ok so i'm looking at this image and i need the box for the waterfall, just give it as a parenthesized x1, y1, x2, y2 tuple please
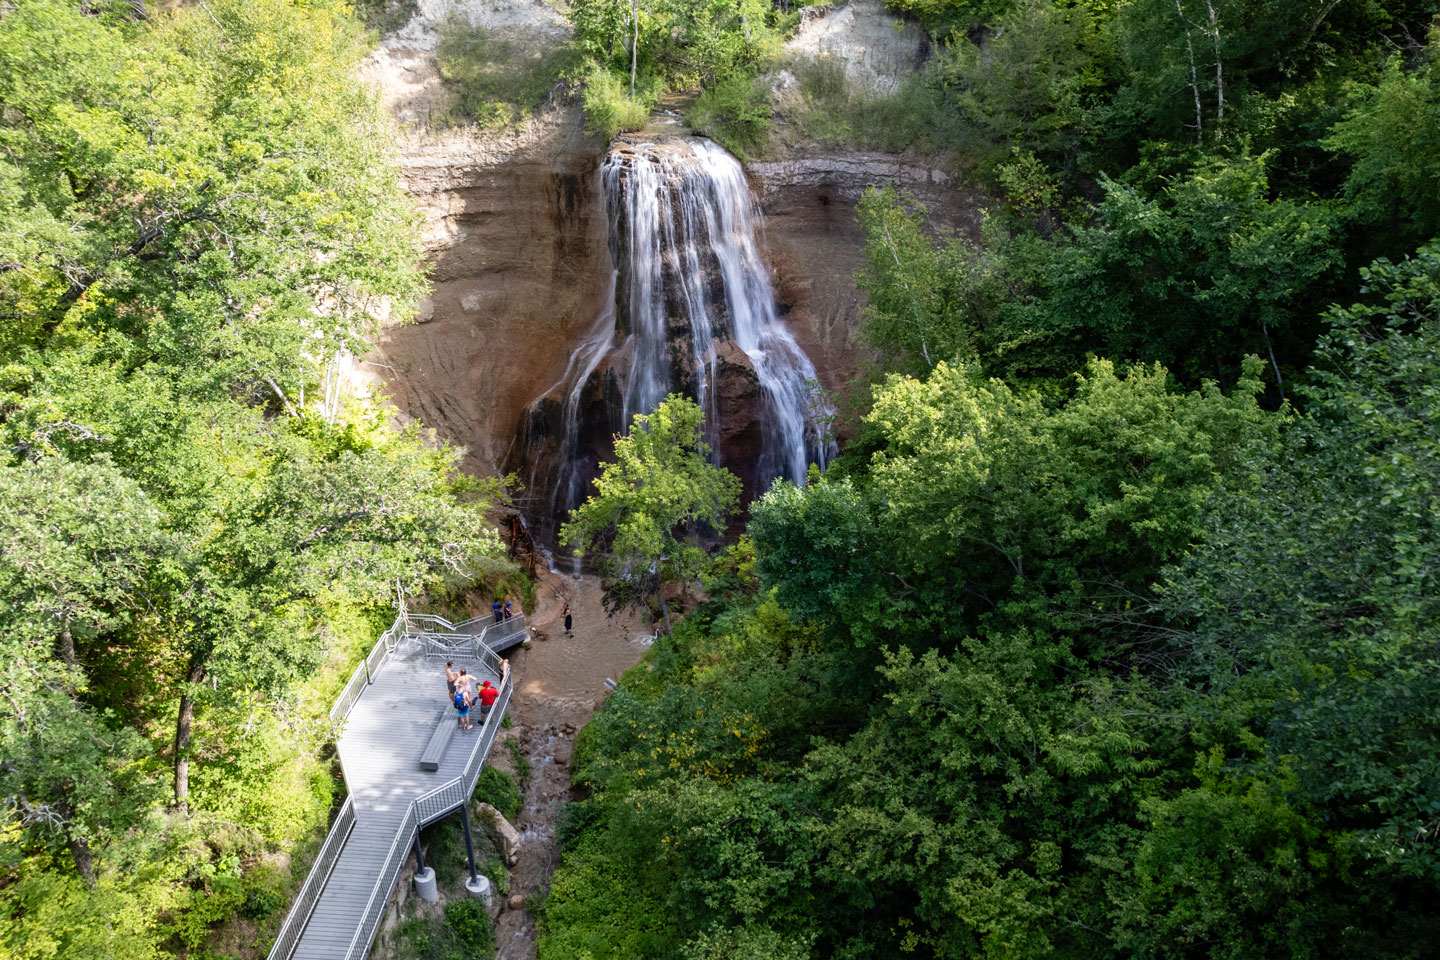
(519, 137, 835, 546)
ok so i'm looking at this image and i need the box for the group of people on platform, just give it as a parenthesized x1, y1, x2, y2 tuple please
(447, 600, 574, 731)
(446, 658, 508, 732)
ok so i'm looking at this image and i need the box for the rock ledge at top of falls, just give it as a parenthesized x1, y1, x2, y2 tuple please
(747, 153, 955, 203)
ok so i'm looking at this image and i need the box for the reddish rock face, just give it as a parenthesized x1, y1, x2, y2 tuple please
(369, 110, 983, 545)
(711, 341, 767, 501)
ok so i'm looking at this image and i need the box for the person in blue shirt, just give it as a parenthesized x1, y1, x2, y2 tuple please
(492, 599, 503, 623)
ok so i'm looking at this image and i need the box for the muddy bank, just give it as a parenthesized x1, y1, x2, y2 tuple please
(485, 568, 652, 959)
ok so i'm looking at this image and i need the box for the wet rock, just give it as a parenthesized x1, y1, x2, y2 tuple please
(508, 894, 526, 912)
(552, 743, 572, 767)
(712, 342, 766, 501)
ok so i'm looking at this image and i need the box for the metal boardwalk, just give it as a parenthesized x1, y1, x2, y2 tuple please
(269, 613, 528, 960)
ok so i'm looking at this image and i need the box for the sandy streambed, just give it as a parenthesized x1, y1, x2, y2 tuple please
(486, 568, 652, 959)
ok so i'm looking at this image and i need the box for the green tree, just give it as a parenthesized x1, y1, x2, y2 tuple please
(1027, 156, 1340, 385)
(1160, 242, 1440, 883)
(933, 0, 1098, 166)
(1327, 46, 1440, 250)
(562, 395, 741, 633)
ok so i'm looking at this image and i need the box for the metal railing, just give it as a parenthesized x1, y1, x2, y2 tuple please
(419, 614, 526, 668)
(272, 607, 516, 960)
(329, 620, 402, 729)
(266, 796, 355, 960)
(341, 678, 514, 960)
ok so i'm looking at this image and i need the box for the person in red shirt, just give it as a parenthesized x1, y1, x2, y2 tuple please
(477, 679, 499, 724)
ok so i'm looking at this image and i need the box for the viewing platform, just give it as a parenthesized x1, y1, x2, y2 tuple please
(267, 612, 528, 960)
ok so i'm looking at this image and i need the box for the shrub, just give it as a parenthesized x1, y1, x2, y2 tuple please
(353, 0, 417, 34)
(505, 736, 532, 787)
(473, 766, 523, 821)
(687, 74, 773, 159)
(580, 62, 656, 138)
(445, 897, 495, 952)
(240, 864, 287, 921)
(555, 799, 604, 851)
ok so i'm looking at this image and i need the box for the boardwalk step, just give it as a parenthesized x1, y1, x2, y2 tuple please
(419, 709, 457, 771)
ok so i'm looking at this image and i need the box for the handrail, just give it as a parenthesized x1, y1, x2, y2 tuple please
(340, 674, 513, 960)
(265, 796, 355, 960)
(272, 608, 514, 960)
(342, 803, 418, 960)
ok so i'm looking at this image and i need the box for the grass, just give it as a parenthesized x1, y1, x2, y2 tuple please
(687, 73, 774, 160)
(786, 54, 961, 152)
(580, 62, 659, 138)
(506, 736, 532, 787)
(435, 18, 581, 130)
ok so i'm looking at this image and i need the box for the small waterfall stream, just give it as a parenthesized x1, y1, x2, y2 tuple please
(520, 137, 834, 546)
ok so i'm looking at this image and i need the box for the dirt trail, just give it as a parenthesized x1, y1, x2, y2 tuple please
(487, 567, 652, 959)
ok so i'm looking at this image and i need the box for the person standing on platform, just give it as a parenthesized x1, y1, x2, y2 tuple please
(445, 661, 458, 700)
(477, 679, 499, 725)
(503, 601, 515, 620)
(492, 599, 503, 623)
(453, 674, 472, 732)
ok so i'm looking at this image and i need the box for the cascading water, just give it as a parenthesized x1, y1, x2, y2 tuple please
(518, 137, 835, 547)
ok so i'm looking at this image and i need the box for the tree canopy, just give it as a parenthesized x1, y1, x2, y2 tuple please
(0, 2, 504, 955)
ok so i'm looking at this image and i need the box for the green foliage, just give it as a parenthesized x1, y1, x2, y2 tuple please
(579, 62, 657, 138)
(569, 0, 785, 90)
(562, 395, 741, 630)
(1160, 242, 1440, 883)
(506, 736, 533, 786)
(785, 56, 960, 153)
(444, 897, 495, 953)
(1027, 155, 1342, 382)
(435, 20, 579, 129)
(0, 1, 504, 953)
(686, 74, 773, 160)
(882, 0, 1018, 33)
(1326, 48, 1440, 248)
(932, 0, 1099, 167)
(353, 0, 419, 34)
(393, 906, 491, 960)
(854, 186, 990, 372)
(473, 767, 523, 822)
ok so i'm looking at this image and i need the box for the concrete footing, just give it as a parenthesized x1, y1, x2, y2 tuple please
(414, 866, 438, 902)
(465, 874, 492, 902)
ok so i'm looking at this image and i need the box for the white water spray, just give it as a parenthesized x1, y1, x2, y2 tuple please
(522, 137, 835, 542)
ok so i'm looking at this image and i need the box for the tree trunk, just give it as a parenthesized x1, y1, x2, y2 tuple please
(630, 0, 639, 99)
(172, 652, 207, 813)
(655, 581, 674, 636)
(57, 622, 76, 668)
(1175, 0, 1202, 139)
(68, 834, 96, 888)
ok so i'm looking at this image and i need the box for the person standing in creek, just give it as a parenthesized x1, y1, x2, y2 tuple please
(563, 603, 573, 638)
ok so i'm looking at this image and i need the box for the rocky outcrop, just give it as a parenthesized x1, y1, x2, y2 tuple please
(787, 0, 931, 93)
(749, 153, 984, 403)
(360, 105, 613, 476)
(473, 801, 522, 867)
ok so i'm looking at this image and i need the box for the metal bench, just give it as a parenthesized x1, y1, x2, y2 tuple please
(419, 709, 457, 771)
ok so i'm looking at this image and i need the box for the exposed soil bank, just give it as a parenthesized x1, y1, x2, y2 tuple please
(486, 569, 651, 959)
